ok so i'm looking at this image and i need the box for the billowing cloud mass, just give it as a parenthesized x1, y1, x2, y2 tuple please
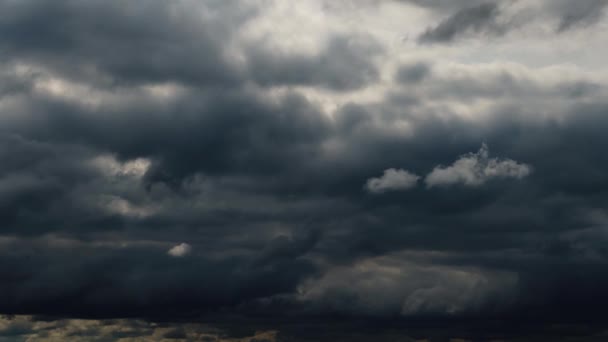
(1, 0, 608, 339)
(425, 144, 531, 187)
(365, 168, 419, 193)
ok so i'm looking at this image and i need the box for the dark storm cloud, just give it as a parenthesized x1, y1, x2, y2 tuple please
(418, 2, 503, 44)
(4, 56, 608, 323)
(395, 62, 432, 84)
(0, 236, 318, 318)
(0, 134, 115, 236)
(1, 0, 608, 334)
(248, 35, 383, 91)
(0, 67, 36, 96)
(4, 87, 332, 191)
(0, 0, 381, 91)
(0, 0, 249, 87)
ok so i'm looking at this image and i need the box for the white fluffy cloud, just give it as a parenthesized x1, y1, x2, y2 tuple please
(425, 143, 531, 187)
(365, 168, 420, 193)
(167, 243, 192, 257)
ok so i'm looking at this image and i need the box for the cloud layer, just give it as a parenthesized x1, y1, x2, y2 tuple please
(0, 0, 608, 337)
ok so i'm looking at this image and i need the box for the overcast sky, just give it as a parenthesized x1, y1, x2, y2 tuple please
(1, 0, 608, 340)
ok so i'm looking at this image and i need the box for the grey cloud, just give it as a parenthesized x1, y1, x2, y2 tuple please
(0, 0, 381, 91)
(553, 0, 608, 32)
(3, 66, 608, 322)
(403, 0, 502, 14)
(411, 0, 608, 44)
(421, 69, 603, 101)
(0, 0, 251, 87)
(247, 35, 382, 91)
(0, 237, 318, 318)
(418, 3, 503, 44)
(290, 253, 517, 317)
(395, 62, 432, 84)
(2, 0, 608, 330)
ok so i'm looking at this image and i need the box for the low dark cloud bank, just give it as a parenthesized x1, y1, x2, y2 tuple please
(1, 0, 608, 339)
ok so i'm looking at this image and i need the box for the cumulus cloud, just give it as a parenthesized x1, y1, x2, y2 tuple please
(425, 144, 531, 187)
(168, 243, 192, 257)
(365, 168, 420, 193)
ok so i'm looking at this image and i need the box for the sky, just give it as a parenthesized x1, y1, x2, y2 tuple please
(1, 0, 608, 340)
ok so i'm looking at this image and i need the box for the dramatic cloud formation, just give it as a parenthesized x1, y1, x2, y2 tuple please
(425, 144, 532, 187)
(1, 0, 608, 339)
(365, 168, 420, 193)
